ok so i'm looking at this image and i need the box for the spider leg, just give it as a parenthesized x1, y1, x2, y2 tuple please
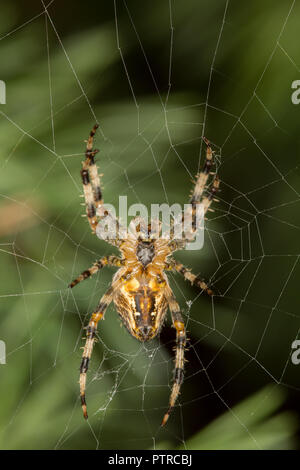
(166, 258, 214, 296)
(186, 138, 220, 238)
(81, 124, 102, 232)
(79, 286, 114, 419)
(170, 138, 220, 251)
(68, 255, 124, 288)
(162, 291, 186, 426)
(190, 137, 214, 204)
(81, 125, 124, 247)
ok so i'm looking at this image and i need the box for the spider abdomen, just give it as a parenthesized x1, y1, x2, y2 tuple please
(114, 275, 168, 342)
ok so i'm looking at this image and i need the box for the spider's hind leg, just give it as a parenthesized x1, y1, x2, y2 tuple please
(162, 291, 186, 426)
(79, 286, 114, 419)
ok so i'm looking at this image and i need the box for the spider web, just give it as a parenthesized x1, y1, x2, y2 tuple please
(0, 0, 299, 450)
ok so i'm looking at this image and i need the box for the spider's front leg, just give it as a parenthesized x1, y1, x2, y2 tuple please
(189, 137, 220, 215)
(162, 291, 186, 426)
(79, 286, 114, 419)
(174, 137, 220, 247)
(81, 124, 102, 232)
(80, 124, 125, 247)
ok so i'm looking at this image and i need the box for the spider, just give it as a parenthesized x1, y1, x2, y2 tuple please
(69, 124, 220, 426)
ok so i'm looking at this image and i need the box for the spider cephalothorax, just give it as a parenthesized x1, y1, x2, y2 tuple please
(69, 125, 220, 426)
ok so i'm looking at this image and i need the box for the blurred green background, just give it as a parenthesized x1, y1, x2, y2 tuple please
(0, 0, 299, 450)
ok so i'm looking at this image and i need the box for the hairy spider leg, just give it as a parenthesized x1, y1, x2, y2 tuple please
(80, 124, 102, 232)
(166, 258, 214, 296)
(170, 138, 220, 251)
(79, 286, 115, 419)
(68, 255, 124, 288)
(161, 291, 186, 426)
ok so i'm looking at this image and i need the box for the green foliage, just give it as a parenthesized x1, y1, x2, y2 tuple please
(158, 386, 298, 450)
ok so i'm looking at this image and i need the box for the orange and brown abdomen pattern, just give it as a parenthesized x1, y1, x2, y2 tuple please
(114, 274, 168, 342)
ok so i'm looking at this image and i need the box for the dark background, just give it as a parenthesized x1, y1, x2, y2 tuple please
(0, 0, 299, 449)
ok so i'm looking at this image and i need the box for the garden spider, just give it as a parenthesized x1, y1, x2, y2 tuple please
(69, 124, 220, 426)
